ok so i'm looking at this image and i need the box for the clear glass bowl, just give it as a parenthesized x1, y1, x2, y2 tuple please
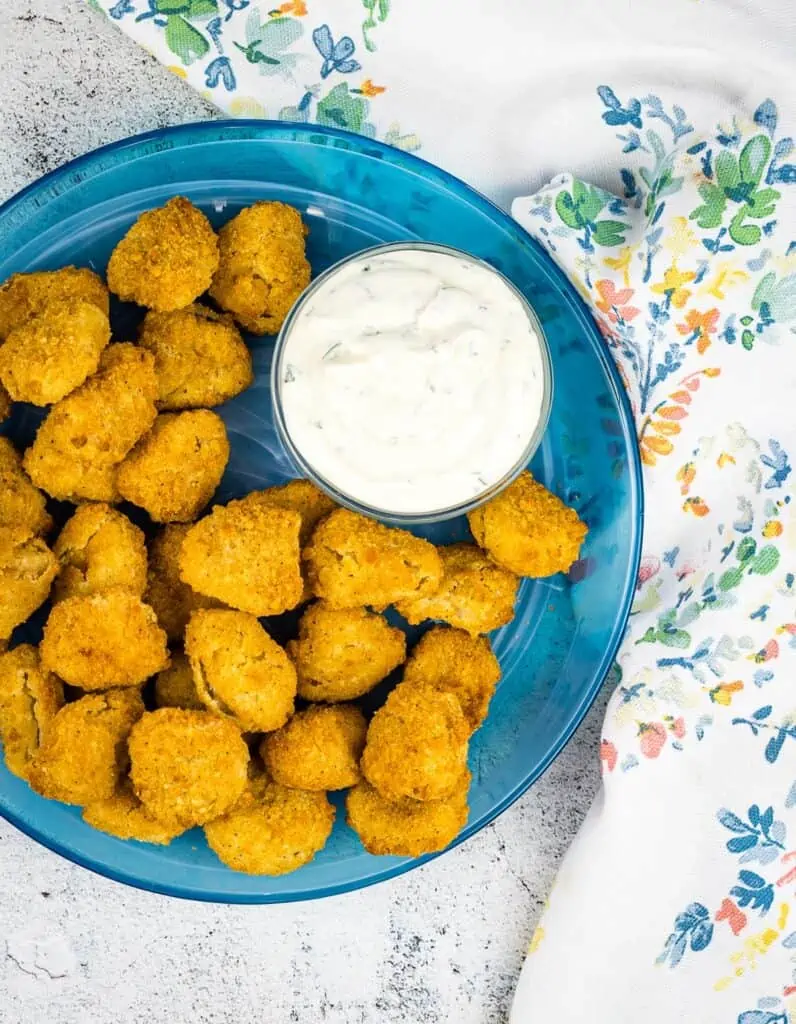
(0, 120, 643, 903)
(271, 241, 554, 525)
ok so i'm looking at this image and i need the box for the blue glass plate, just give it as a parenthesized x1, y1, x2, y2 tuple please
(0, 122, 642, 903)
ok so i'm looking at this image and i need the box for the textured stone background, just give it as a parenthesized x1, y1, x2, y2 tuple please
(0, 4, 605, 1021)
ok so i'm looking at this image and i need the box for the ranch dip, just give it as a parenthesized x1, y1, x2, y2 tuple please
(275, 244, 550, 518)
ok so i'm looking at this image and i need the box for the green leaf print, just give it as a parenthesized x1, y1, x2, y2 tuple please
(719, 566, 745, 592)
(749, 546, 780, 576)
(164, 14, 209, 63)
(752, 272, 776, 311)
(729, 208, 761, 246)
(691, 182, 727, 229)
(741, 329, 755, 350)
(746, 187, 780, 219)
(555, 191, 582, 229)
(715, 151, 741, 191)
(738, 135, 771, 187)
(317, 84, 368, 133)
(362, 0, 391, 52)
(592, 220, 629, 247)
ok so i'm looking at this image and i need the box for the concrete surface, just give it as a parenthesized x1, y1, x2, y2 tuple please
(0, 5, 606, 1022)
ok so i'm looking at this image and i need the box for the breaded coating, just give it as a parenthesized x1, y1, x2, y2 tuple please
(0, 299, 111, 406)
(0, 645, 64, 780)
(53, 503, 147, 603)
(261, 704, 366, 791)
(154, 651, 204, 711)
(27, 689, 143, 805)
(209, 201, 311, 335)
(145, 524, 220, 641)
(346, 775, 470, 857)
(204, 771, 334, 875)
(180, 500, 302, 616)
(41, 589, 169, 689)
(116, 410, 229, 523)
(0, 267, 109, 341)
(107, 197, 219, 311)
(83, 781, 186, 844)
(185, 609, 296, 732)
(0, 383, 10, 422)
(0, 528, 58, 642)
(361, 681, 469, 802)
(0, 437, 52, 536)
(402, 627, 501, 732)
(395, 543, 519, 635)
(129, 708, 248, 828)
(467, 471, 587, 577)
(247, 479, 336, 545)
(304, 509, 443, 611)
(138, 304, 253, 409)
(23, 344, 158, 503)
(288, 602, 406, 703)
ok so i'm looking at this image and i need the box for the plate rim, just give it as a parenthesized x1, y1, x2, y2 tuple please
(0, 118, 644, 903)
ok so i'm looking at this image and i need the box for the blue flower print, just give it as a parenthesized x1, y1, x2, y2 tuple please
(597, 86, 642, 129)
(312, 24, 361, 78)
(657, 902, 713, 967)
(718, 804, 786, 866)
(205, 55, 236, 90)
(109, 0, 134, 18)
(729, 870, 775, 915)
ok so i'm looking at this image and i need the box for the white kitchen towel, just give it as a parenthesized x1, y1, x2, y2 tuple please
(93, 2, 796, 1020)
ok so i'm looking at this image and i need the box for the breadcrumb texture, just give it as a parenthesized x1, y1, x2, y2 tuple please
(154, 651, 204, 711)
(53, 503, 147, 603)
(0, 267, 109, 341)
(0, 644, 64, 780)
(145, 524, 220, 641)
(261, 704, 366, 791)
(83, 781, 186, 844)
(0, 437, 52, 537)
(0, 528, 58, 642)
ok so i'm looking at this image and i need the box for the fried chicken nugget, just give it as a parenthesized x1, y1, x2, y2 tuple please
(138, 304, 253, 409)
(287, 602, 406, 703)
(402, 627, 501, 732)
(116, 410, 229, 523)
(107, 197, 219, 311)
(467, 471, 587, 577)
(154, 651, 204, 711)
(185, 609, 296, 732)
(180, 501, 303, 616)
(27, 689, 143, 805)
(23, 344, 158, 503)
(0, 438, 52, 536)
(53, 503, 147, 603)
(129, 708, 249, 828)
(346, 775, 471, 857)
(0, 299, 111, 406)
(0, 645, 64, 780)
(0, 528, 58, 642)
(83, 781, 186, 844)
(0, 383, 10, 423)
(395, 543, 519, 636)
(361, 681, 469, 802)
(248, 479, 336, 545)
(145, 524, 220, 641)
(261, 704, 366, 791)
(304, 509, 443, 611)
(41, 589, 169, 689)
(0, 266, 109, 341)
(204, 770, 334, 875)
(209, 201, 310, 335)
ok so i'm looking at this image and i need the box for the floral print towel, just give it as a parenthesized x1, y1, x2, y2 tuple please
(91, 2, 796, 1019)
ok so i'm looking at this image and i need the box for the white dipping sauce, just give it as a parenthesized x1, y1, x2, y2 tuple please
(278, 247, 547, 516)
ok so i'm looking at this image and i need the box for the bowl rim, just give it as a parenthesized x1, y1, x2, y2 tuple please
(0, 118, 644, 904)
(271, 240, 554, 525)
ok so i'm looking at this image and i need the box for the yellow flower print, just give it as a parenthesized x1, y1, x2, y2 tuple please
(717, 452, 736, 468)
(528, 925, 545, 955)
(602, 246, 634, 288)
(651, 263, 696, 309)
(167, 65, 188, 80)
(229, 97, 268, 118)
(763, 519, 784, 538)
(357, 79, 386, 98)
(708, 680, 744, 706)
(700, 261, 749, 301)
(664, 217, 698, 258)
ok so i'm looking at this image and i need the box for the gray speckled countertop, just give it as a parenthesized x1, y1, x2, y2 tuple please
(0, 5, 605, 1022)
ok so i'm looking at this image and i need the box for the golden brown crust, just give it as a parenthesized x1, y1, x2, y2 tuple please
(115, 410, 229, 523)
(246, 479, 336, 546)
(0, 299, 110, 405)
(40, 589, 169, 689)
(402, 627, 501, 732)
(185, 608, 296, 732)
(0, 528, 58, 642)
(204, 771, 334, 875)
(153, 651, 204, 711)
(180, 500, 303, 616)
(303, 509, 443, 611)
(0, 267, 109, 341)
(288, 602, 406, 703)
(23, 344, 157, 503)
(209, 201, 310, 335)
(52, 503, 147, 603)
(0, 644, 64, 780)
(27, 689, 144, 805)
(128, 708, 249, 828)
(361, 681, 469, 802)
(0, 437, 52, 537)
(346, 775, 470, 857)
(467, 471, 587, 577)
(145, 524, 220, 641)
(138, 304, 253, 409)
(83, 781, 186, 844)
(0, 383, 10, 423)
(107, 197, 219, 311)
(260, 704, 366, 791)
(395, 543, 519, 635)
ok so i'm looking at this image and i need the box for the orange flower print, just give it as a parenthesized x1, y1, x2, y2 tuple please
(271, 0, 307, 16)
(594, 279, 640, 324)
(763, 519, 783, 538)
(651, 263, 696, 308)
(600, 739, 617, 772)
(683, 496, 710, 516)
(638, 722, 667, 758)
(716, 898, 747, 936)
(677, 462, 696, 495)
(708, 681, 744, 706)
(357, 79, 386, 98)
(677, 308, 720, 354)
